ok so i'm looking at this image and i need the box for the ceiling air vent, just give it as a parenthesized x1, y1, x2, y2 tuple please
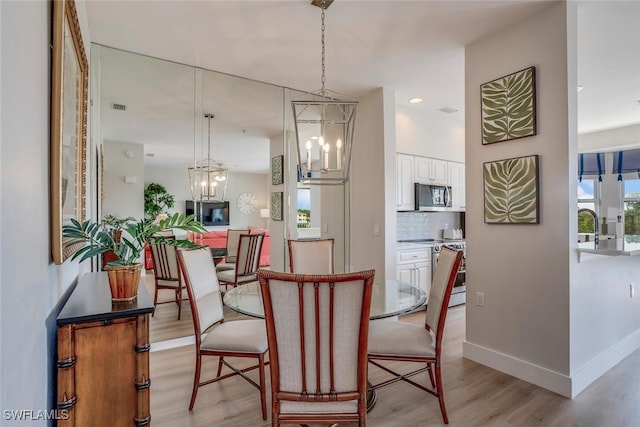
(438, 106, 459, 114)
(112, 103, 127, 111)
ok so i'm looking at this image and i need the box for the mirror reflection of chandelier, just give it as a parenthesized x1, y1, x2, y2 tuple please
(188, 113, 228, 201)
(293, 0, 357, 186)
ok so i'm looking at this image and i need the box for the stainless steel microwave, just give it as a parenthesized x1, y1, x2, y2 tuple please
(415, 183, 452, 210)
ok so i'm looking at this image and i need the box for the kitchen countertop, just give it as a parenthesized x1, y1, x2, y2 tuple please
(397, 241, 435, 249)
(577, 236, 640, 257)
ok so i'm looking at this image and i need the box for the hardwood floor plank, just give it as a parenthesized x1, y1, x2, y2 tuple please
(150, 305, 640, 426)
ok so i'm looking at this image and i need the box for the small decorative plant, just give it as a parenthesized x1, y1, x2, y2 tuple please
(63, 213, 206, 266)
(144, 182, 175, 221)
(102, 214, 136, 231)
(101, 214, 136, 241)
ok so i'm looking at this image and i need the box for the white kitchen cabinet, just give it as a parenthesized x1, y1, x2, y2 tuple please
(415, 156, 448, 185)
(447, 161, 465, 210)
(396, 247, 432, 303)
(396, 153, 415, 211)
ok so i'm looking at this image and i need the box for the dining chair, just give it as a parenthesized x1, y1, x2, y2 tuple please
(257, 269, 375, 427)
(149, 235, 185, 319)
(367, 246, 463, 424)
(217, 233, 264, 289)
(177, 246, 268, 419)
(287, 238, 335, 274)
(216, 228, 250, 271)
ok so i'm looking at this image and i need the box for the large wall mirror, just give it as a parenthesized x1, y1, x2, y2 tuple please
(95, 45, 285, 342)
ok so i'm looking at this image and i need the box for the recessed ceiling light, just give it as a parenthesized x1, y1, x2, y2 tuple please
(577, 85, 584, 92)
(408, 97, 423, 104)
(438, 106, 459, 114)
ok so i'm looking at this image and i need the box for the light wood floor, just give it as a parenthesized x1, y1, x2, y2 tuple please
(149, 303, 640, 427)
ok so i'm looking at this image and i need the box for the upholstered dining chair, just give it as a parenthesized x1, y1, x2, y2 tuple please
(177, 246, 268, 419)
(287, 238, 335, 274)
(149, 236, 184, 319)
(217, 233, 264, 289)
(367, 246, 463, 424)
(257, 269, 375, 427)
(216, 228, 250, 271)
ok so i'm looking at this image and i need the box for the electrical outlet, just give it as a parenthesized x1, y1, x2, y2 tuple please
(476, 292, 485, 307)
(630, 283, 635, 298)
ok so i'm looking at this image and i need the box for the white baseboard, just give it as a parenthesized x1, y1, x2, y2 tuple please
(463, 330, 640, 398)
(569, 328, 640, 397)
(463, 341, 571, 397)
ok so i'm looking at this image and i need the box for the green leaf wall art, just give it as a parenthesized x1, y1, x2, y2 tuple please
(483, 155, 539, 224)
(481, 66, 536, 145)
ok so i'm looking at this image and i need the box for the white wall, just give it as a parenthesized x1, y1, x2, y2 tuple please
(578, 124, 640, 153)
(103, 140, 144, 219)
(464, 2, 573, 395)
(1, 0, 92, 417)
(464, 2, 640, 398)
(350, 88, 390, 279)
(395, 103, 465, 162)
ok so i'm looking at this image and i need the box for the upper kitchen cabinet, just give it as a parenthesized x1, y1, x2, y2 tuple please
(415, 157, 448, 185)
(397, 153, 415, 211)
(396, 153, 466, 211)
(448, 161, 465, 210)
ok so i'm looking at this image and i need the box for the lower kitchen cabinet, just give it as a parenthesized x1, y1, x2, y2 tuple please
(396, 247, 432, 303)
(56, 273, 154, 426)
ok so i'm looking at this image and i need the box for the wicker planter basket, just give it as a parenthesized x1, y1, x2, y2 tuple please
(104, 263, 143, 302)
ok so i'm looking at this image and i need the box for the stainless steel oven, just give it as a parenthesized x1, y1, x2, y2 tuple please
(432, 242, 466, 307)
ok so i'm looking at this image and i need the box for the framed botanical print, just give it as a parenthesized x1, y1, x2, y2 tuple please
(483, 155, 540, 224)
(271, 192, 283, 221)
(51, 0, 89, 264)
(271, 155, 284, 185)
(481, 66, 536, 145)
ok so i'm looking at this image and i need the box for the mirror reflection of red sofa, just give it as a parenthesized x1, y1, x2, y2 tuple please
(144, 229, 270, 270)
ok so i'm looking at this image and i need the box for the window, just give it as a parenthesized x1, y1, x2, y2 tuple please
(578, 179, 597, 233)
(296, 187, 311, 228)
(624, 179, 640, 235)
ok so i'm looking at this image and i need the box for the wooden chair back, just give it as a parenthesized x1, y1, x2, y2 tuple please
(177, 247, 225, 336)
(234, 233, 264, 278)
(225, 229, 249, 263)
(287, 238, 335, 274)
(425, 246, 464, 346)
(257, 269, 375, 426)
(149, 236, 180, 282)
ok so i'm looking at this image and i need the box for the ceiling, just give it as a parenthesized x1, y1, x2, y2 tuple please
(85, 0, 640, 171)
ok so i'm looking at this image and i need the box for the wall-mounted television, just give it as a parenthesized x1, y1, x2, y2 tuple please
(185, 200, 230, 226)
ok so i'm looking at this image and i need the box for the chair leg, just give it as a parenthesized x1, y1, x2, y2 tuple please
(217, 356, 224, 377)
(189, 353, 202, 411)
(176, 289, 182, 320)
(434, 362, 448, 424)
(427, 363, 436, 388)
(259, 354, 267, 420)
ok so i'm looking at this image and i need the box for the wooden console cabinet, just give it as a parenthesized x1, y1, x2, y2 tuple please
(57, 272, 154, 426)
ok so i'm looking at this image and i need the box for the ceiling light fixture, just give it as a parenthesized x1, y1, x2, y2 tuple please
(439, 106, 459, 114)
(292, 0, 358, 186)
(409, 98, 423, 104)
(188, 114, 228, 201)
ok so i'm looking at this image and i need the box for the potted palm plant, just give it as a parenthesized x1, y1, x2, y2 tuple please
(63, 213, 207, 302)
(101, 214, 136, 242)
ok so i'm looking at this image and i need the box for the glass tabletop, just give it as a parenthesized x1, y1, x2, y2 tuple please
(222, 278, 427, 320)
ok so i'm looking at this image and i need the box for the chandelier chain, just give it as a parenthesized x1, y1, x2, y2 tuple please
(207, 114, 211, 162)
(320, 0, 326, 96)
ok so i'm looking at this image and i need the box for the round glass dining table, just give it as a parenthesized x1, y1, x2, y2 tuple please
(222, 277, 427, 320)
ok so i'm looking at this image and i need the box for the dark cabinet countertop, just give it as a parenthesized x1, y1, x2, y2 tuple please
(57, 272, 154, 326)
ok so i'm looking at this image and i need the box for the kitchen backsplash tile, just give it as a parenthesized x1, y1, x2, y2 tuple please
(397, 211, 463, 241)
